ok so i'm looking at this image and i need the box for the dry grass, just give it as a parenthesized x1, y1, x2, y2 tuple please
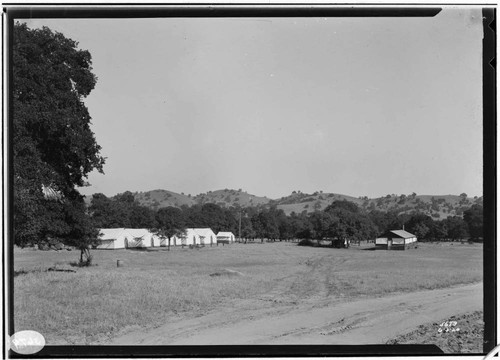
(13, 242, 483, 344)
(388, 311, 484, 353)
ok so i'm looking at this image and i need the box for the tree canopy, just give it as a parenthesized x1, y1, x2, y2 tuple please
(13, 23, 104, 249)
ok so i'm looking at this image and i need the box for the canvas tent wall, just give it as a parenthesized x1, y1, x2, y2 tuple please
(194, 228, 217, 246)
(125, 228, 153, 248)
(96, 228, 131, 250)
(177, 228, 201, 246)
(159, 234, 180, 247)
(217, 232, 235, 243)
(151, 234, 161, 247)
(375, 230, 417, 250)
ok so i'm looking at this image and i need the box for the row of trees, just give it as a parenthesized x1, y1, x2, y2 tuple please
(90, 191, 484, 244)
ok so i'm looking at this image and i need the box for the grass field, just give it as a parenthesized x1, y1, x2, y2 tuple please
(13, 241, 483, 345)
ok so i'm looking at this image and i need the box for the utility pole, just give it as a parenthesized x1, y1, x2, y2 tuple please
(239, 211, 242, 243)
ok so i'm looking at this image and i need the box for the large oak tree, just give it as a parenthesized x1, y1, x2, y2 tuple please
(13, 23, 105, 255)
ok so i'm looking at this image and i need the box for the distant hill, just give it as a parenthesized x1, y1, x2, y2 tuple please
(86, 188, 483, 219)
(274, 192, 363, 214)
(358, 193, 483, 219)
(134, 189, 195, 210)
(194, 189, 270, 208)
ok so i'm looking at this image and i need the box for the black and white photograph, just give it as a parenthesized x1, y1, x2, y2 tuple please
(4, 3, 496, 358)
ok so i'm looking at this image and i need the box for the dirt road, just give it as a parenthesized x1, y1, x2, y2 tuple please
(110, 282, 482, 345)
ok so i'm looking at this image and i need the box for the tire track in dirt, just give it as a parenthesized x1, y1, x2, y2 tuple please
(109, 282, 482, 346)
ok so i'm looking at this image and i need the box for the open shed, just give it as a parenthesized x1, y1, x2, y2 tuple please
(375, 230, 417, 250)
(217, 231, 236, 243)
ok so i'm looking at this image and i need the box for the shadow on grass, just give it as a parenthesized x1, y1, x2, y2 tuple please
(14, 266, 78, 277)
(69, 261, 98, 268)
(127, 247, 151, 252)
(14, 269, 32, 277)
(48, 266, 77, 273)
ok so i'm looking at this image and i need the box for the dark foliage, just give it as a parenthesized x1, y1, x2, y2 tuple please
(13, 23, 104, 254)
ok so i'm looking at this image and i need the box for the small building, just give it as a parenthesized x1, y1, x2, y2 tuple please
(125, 228, 154, 248)
(96, 228, 131, 250)
(217, 231, 236, 244)
(375, 230, 417, 250)
(193, 228, 217, 246)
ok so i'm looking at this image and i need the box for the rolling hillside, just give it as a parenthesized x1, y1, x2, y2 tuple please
(134, 189, 196, 210)
(88, 188, 482, 219)
(194, 189, 270, 208)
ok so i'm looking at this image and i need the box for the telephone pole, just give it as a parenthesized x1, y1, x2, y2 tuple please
(239, 211, 242, 243)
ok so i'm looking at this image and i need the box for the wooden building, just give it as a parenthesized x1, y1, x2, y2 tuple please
(375, 230, 417, 250)
(216, 232, 236, 244)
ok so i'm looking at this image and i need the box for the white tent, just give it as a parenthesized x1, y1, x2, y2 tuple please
(125, 228, 153, 248)
(96, 228, 131, 250)
(217, 231, 236, 243)
(193, 228, 217, 246)
(151, 233, 161, 247)
(158, 235, 179, 247)
(177, 228, 202, 246)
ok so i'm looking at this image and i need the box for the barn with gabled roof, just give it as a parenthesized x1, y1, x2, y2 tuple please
(375, 230, 417, 250)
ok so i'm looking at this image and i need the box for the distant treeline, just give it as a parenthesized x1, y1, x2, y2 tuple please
(90, 191, 484, 242)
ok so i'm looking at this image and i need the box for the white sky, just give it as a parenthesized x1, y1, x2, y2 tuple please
(23, 7, 484, 199)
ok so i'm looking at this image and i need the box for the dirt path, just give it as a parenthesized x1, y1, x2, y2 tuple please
(110, 282, 482, 345)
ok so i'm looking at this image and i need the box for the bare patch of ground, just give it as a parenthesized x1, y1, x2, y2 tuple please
(109, 282, 482, 348)
(387, 311, 484, 353)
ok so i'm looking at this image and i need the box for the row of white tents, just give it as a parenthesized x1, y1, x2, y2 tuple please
(96, 228, 236, 250)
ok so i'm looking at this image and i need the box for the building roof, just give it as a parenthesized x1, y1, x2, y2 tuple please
(217, 232, 234, 237)
(98, 228, 128, 240)
(387, 229, 416, 238)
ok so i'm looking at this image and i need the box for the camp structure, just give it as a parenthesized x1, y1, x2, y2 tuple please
(151, 233, 161, 247)
(193, 228, 217, 246)
(177, 228, 201, 246)
(159, 234, 181, 247)
(217, 231, 236, 244)
(375, 230, 417, 250)
(96, 228, 131, 250)
(125, 228, 154, 248)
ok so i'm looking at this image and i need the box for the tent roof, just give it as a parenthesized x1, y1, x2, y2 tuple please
(217, 232, 234, 237)
(193, 228, 216, 237)
(125, 228, 151, 238)
(98, 228, 127, 240)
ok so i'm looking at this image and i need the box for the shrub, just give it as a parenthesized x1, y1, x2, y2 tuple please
(298, 239, 315, 247)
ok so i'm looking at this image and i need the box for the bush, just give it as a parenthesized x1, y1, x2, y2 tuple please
(298, 239, 315, 247)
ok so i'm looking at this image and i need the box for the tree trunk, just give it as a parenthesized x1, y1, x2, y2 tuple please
(168, 237, 171, 251)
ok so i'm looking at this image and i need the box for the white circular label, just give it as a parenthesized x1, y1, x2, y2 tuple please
(10, 330, 45, 355)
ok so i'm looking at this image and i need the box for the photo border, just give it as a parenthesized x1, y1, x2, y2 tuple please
(3, 4, 496, 358)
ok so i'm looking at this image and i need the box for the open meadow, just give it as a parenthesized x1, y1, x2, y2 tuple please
(14, 241, 483, 346)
